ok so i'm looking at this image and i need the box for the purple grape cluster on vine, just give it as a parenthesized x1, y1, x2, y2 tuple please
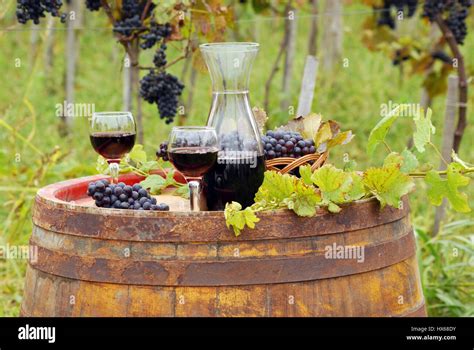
(16, 0, 66, 24)
(16, 0, 185, 125)
(376, 0, 419, 29)
(423, 0, 472, 45)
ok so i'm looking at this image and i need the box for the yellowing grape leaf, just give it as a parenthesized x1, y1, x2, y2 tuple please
(327, 130, 354, 149)
(425, 164, 471, 213)
(363, 164, 415, 208)
(252, 107, 268, 134)
(413, 108, 436, 153)
(224, 202, 260, 237)
(314, 121, 332, 147)
(301, 113, 322, 140)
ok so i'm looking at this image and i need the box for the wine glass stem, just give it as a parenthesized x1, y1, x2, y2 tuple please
(109, 162, 120, 184)
(188, 180, 201, 212)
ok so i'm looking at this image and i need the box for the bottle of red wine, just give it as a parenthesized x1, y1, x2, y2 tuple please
(90, 132, 136, 161)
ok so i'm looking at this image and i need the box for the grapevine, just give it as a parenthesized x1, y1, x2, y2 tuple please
(15, 0, 187, 125)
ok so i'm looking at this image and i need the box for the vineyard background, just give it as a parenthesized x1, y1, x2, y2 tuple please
(0, 1, 473, 316)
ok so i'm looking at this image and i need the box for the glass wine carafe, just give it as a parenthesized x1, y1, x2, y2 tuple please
(200, 42, 265, 211)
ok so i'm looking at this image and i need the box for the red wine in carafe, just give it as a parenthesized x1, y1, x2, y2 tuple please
(203, 155, 265, 210)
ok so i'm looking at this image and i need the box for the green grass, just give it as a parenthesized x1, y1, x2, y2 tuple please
(0, 4, 473, 316)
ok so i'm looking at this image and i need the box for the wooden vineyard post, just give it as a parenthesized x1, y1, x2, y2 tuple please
(280, 6, 298, 113)
(296, 56, 319, 117)
(60, 0, 79, 136)
(321, 0, 343, 70)
(123, 53, 132, 112)
(308, 0, 319, 56)
(432, 75, 458, 236)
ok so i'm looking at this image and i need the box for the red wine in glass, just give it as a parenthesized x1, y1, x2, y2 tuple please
(167, 126, 218, 211)
(89, 112, 136, 184)
(168, 147, 218, 178)
(90, 132, 136, 160)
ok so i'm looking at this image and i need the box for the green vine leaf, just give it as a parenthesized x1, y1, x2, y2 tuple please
(224, 202, 260, 237)
(311, 164, 352, 205)
(254, 171, 297, 207)
(367, 107, 399, 156)
(173, 183, 190, 199)
(400, 149, 419, 173)
(139, 174, 168, 195)
(299, 165, 313, 186)
(425, 163, 471, 213)
(413, 108, 436, 153)
(128, 144, 148, 164)
(285, 181, 322, 217)
(363, 164, 415, 209)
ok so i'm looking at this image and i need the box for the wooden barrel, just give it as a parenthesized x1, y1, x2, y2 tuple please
(21, 173, 426, 317)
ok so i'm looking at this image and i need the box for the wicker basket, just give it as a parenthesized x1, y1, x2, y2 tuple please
(265, 151, 328, 174)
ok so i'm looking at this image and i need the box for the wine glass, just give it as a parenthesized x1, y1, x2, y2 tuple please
(167, 126, 218, 211)
(89, 111, 136, 184)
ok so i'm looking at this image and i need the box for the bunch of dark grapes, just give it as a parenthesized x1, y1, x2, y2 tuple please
(153, 44, 167, 68)
(140, 71, 184, 124)
(87, 180, 170, 211)
(376, 0, 419, 29)
(85, 0, 101, 11)
(16, 0, 66, 25)
(140, 22, 172, 49)
(156, 141, 169, 161)
(261, 130, 315, 160)
(423, 0, 472, 44)
(113, 15, 143, 37)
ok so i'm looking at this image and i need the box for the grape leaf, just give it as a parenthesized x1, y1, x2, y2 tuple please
(224, 202, 260, 237)
(299, 165, 313, 186)
(400, 149, 419, 173)
(367, 107, 400, 156)
(347, 172, 366, 201)
(254, 171, 297, 207)
(128, 144, 147, 164)
(311, 164, 352, 205)
(383, 150, 419, 173)
(315, 122, 333, 147)
(302, 113, 322, 140)
(343, 159, 358, 172)
(383, 152, 404, 167)
(363, 164, 415, 209)
(425, 164, 471, 213)
(327, 130, 354, 149)
(413, 108, 435, 153)
(284, 181, 322, 217)
(139, 174, 168, 194)
(139, 160, 160, 173)
(173, 184, 190, 199)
